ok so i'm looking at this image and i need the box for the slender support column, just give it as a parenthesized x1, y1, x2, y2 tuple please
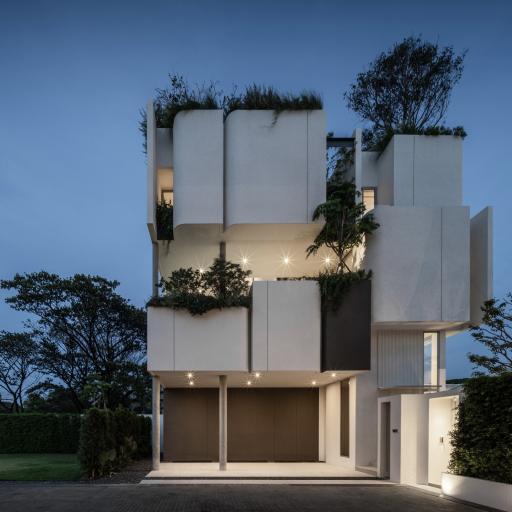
(152, 375, 161, 471)
(219, 375, 227, 471)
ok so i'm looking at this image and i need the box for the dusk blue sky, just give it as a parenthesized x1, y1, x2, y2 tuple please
(1, 1, 511, 378)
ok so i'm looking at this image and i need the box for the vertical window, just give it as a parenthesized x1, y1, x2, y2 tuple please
(161, 189, 173, 205)
(340, 380, 350, 457)
(362, 187, 376, 211)
(424, 332, 439, 387)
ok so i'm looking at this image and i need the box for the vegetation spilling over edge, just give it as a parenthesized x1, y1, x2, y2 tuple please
(140, 75, 322, 145)
(148, 258, 251, 316)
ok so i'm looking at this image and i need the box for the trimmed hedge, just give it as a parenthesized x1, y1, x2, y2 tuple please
(449, 373, 512, 484)
(0, 413, 80, 454)
(78, 408, 151, 479)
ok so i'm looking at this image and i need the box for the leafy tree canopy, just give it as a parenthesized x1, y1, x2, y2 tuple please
(345, 36, 466, 150)
(1, 272, 148, 412)
(469, 294, 512, 375)
(307, 171, 379, 273)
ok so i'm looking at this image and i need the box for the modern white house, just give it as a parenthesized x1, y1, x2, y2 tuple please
(145, 103, 493, 484)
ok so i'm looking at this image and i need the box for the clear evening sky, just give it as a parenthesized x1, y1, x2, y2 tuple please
(1, 0, 511, 378)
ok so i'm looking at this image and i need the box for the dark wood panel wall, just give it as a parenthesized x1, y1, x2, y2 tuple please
(163, 388, 319, 462)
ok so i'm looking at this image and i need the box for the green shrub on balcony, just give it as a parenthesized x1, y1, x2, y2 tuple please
(148, 258, 251, 316)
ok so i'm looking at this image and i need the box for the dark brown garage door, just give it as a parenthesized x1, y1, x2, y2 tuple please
(164, 388, 318, 462)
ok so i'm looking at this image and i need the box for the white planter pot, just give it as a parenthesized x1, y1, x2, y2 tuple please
(441, 473, 512, 512)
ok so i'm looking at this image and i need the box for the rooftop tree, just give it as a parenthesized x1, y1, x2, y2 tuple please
(345, 36, 466, 150)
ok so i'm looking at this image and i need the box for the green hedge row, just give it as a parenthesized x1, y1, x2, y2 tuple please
(0, 413, 81, 453)
(449, 373, 512, 484)
(79, 408, 151, 478)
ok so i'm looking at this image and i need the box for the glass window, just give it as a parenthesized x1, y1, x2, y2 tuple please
(362, 187, 376, 211)
(161, 189, 173, 205)
(424, 332, 439, 387)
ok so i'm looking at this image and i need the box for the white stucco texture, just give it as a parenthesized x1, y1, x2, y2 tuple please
(172, 110, 224, 227)
(251, 280, 321, 371)
(364, 205, 470, 324)
(374, 135, 462, 208)
(224, 110, 326, 227)
(147, 306, 249, 372)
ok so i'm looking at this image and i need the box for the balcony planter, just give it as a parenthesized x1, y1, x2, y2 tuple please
(441, 473, 512, 512)
(377, 134, 462, 208)
(321, 279, 371, 371)
(147, 306, 249, 372)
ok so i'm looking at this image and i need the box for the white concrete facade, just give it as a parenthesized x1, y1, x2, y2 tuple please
(145, 106, 493, 482)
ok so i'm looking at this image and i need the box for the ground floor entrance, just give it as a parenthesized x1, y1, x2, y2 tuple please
(163, 388, 319, 462)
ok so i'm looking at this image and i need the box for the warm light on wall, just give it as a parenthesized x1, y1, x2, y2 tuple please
(331, 373, 336, 378)
(188, 380, 194, 386)
(198, 267, 205, 274)
(254, 372, 261, 378)
(324, 256, 332, 266)
(187, 372, 193, 379)
(311, 380, 317, 386)
(247, 380, 252, 386)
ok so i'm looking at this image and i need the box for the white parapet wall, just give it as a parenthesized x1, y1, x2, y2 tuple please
(147, 306, 249, 372)
(442, 473, 512, 512)
(224, 110, 326, 227)
(252, 280, 321, 371)
(470, 207, 493, 324)
(375, 135, 462, 208)
(172, 110, 224, 228)
(377, 394, 428, 484)
(364, 205, 470, 324)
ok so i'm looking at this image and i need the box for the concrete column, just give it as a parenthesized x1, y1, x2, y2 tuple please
(219, 375, 227, 470)
(152, 375, 161, 471)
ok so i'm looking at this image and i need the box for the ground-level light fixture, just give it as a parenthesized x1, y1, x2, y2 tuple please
(198, 267, 205, 274)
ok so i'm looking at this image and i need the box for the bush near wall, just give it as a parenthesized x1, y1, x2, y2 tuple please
(449, 373, 512, 484)
(78, 408, 151, 479)
(0, 414, 80, 454)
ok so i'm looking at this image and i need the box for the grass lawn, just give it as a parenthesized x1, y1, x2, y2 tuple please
(0, 454, 82, 481)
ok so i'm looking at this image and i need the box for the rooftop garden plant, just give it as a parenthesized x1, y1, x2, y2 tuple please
(140, 74, 322, 148)
(345, 36, 467, 152)
(148, 258, 251, 316)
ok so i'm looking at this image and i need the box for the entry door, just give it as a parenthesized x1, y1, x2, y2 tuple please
(164, 388, 318, 462)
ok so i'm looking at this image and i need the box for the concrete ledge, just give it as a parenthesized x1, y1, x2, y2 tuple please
(441, 473, 512, 512)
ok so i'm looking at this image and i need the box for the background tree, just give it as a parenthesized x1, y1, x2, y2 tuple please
(0, 331, 39, 412)
(345, 36, 466, 150)
(1, 272, 147, 412)
(469, 294, 512, 375)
